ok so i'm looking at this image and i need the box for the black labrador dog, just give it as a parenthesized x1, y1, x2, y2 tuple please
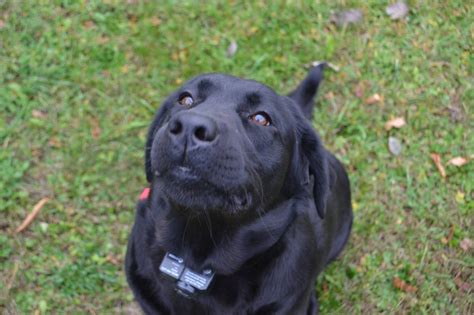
(125, 64, 353, 315)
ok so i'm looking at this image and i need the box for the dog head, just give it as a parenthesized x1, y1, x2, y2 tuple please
(145, 68, 329, 218)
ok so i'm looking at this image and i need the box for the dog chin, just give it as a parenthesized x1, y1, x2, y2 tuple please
(157, 175, 253, 214)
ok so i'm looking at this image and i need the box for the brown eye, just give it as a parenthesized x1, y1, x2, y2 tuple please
(178, 93, 194, 107)
(249, 112, 271, 126)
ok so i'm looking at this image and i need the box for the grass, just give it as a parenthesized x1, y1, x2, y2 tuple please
(1, 0, 472, 313)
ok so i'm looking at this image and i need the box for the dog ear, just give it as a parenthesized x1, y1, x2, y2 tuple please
(144, 103, 172, 182)
(298, 121, 330, 219)
(287, 63, 326, 120)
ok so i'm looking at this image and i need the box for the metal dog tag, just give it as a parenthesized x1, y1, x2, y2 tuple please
(180, 268, 215, 291)
(175, 280, 195, 298)
(159, 253, 185, 279)
(159, 252, 215, 298)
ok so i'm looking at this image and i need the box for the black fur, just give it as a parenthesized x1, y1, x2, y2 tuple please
(126, 64, 353, 314)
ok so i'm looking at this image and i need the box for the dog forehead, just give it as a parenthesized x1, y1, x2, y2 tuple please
(185, 73, 279, 103)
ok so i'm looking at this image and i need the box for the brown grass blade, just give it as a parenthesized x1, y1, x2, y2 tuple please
(15, 198, 49, 233)
(430, 153, 446, 178)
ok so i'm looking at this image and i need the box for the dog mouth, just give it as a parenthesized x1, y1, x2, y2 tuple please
(230, 194, 250, 209)
(171, 165, 200, 181)
(156, 164, 254, 213)
(154, 164, 202, 184)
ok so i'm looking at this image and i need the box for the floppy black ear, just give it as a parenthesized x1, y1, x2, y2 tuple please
(144, 104, 171, 182)
(287, 63, 326, 120)
(299, 121, 330, 219)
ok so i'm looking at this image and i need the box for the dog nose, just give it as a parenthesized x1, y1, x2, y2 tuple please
(168, 112, 218, 147)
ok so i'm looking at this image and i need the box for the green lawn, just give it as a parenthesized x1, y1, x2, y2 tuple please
(1, 1, 472, 314)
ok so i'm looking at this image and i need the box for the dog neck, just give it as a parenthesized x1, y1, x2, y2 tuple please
(144, 187, 298, 276)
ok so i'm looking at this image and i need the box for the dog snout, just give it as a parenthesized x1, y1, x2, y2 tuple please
(168, 112, 218, 149)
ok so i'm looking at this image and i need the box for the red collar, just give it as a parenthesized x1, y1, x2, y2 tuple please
(139, 187, 150, 200)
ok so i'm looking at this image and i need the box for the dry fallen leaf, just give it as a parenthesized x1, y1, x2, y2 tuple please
(393, 276, 417, 293)
(16, 198, 49, 233)
(121, 65, 129, 74)
(106, 254, 121, 265)
(311, 61, 339, 72)
(91, 118, 101, 139)
(460, 238, 473, 252)
(324, 91, 335, 100)
(48, 137, 62, 148)
(454, 273, 471, 292)
(32, 110, 47, 119)
(455, 191, 465, 204)
(127, 14, 138, 24)
(330, 9, 363, 27)
(0, 19, 5, 29)
(447, 224, 455, 242)
(84, 20, 95, 29)
(226, 40, 238, 58)
(322, 281, 329, 293)
(150, 16, 162, 26)
(354, 82, 366, 98)
(365, 93, 383, 105)
(97, 36, 110, 45)
(388, 137, 402, 156)
(32, 148, 43, 159)
(447, 157, 468, 167)
(430, 153, 446, 178)
(386, 1, 409, 20)
(326, 62, 340, 72)
(385, 117, 406, 130)
(359, 254, 368, 266)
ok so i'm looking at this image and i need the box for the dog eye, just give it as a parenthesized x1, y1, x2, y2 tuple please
(249, 112, 271, 126)
(178, 93, 194, 107)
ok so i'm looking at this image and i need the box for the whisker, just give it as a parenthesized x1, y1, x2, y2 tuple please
(181, 212, 193, 248)
(203, 209, 218, 248)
